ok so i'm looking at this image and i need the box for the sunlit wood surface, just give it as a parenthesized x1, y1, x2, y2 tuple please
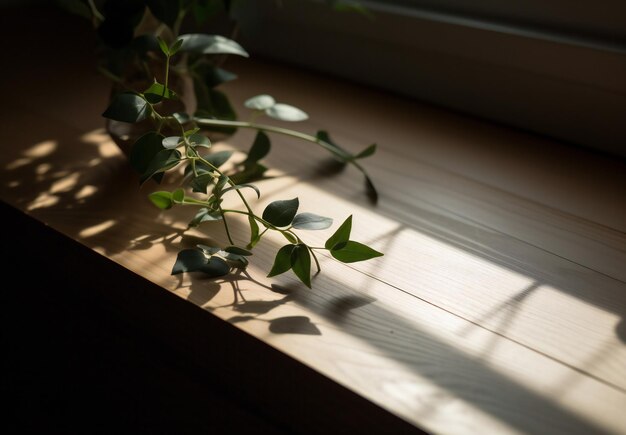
(2, 11, 625, 434)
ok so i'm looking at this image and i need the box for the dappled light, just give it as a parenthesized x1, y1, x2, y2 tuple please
(3, 15, 624, 433)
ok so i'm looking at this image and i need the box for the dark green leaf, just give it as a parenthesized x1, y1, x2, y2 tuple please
(197, 244, 221, 255)
(292, 213, 333, 230)
(243, 131, 271, 165)
(188, 133, 210, 147)
(193, 80, 237, 134)
(224, 246, 253, 256)
(157, 36, 170, 55)
(325, 215, 352, 249)
(162, 136, 180, 149)
(244, 94, 275, 110)
(171, 248, 230, 276)
(247, 215, 260, 249)
(148, 191, 173, 209)
(144, 82, 177, 104)
(315, 130, 352, 161)
(188, 208, 222, 227)
(262, 198, 299, 227)
(221, 252, 249, 268)
(179, 33, 249, 57)
(266, 104, 308, 122)
(141, 149, 182, 184)
(146, 0, 182, 30)
(200, 256, 230, 277)
(267, 245, 295, 277)
(330, 241, 383, 263)
(169, 38, 184, 55)
(172, 248, 207, 274)
(221, 184, 260, 199)
(291, 244, 311, 288)
(129, 132, 165, 175)
(355, 143, 376, 159)
(102, 93, 150, 123)
(190, 173, 214, 193)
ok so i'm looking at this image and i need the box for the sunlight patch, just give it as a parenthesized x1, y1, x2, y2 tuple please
(78, 219, 117, 238)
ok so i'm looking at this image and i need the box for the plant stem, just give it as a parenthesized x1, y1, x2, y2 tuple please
(194, 118, 353, 161)
(309, 247, 321, 273)
(164, 55, 170, 93)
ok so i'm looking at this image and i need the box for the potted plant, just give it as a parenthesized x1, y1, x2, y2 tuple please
(60, 0, 382, 288)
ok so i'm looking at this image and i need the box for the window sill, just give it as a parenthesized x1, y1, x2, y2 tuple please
(2, 7, 625, 433)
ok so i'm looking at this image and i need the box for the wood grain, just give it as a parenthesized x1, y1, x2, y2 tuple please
(1, 11, 625, 434)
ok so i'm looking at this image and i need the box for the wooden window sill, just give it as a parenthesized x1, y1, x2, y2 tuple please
(2, 7, 625, 434)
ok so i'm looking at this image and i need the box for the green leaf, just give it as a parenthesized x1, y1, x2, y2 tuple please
(221, 252, 249, 268)
(292, 213, 333, 230)
(171, 249, 230, 277)
(157, 36, 170, 56)
(224, 246, 253, 256)
(172, 248, 206, 274)
(190, 173, 215, 193)
(282, 232, 298, 244)
(188, 133, 210, 147)
(291, 244, 312, 288)
(197, 244, 221, 255)
(144, 82, 177, 104)
(148, 191, 173, 210)
(247, 215, 260, 249)
(330, 241, 383, 263)
(355, 143, 376, 159)
(146, 0, 182, 30)
(171, 188, 185, 204)
(129, 132, 165, 175)
(169, 38, 184, 55)
(267, 245, 295, 277)
(141, 149, 182, 184)
(193, 81, 237, 134)
(102, 93, 150, 123)
(315, 130, 352, 161)
(178, 33, 249, 57)
(188, 208, 222, 227)
(243, 131, 271, 165)
(162, 136, 181, 149)
(244, 94, 275, 110)
(200, 256, 231, 277)
(325, 215, 352, 249)
(262, 198, 299, 227)
(266, 104, 308, 122)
